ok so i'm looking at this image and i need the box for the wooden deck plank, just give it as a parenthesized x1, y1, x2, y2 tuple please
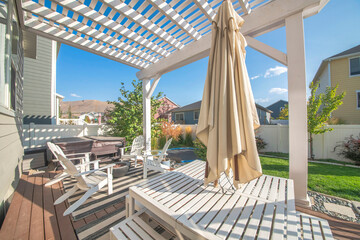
(43, 173, 61, 240)
(52, 181, 77, 240)
(296, 206, 360, 240)
(29, 175, 45, 240)
(0, 174, 28, 239)
(14, 175, 36, 240)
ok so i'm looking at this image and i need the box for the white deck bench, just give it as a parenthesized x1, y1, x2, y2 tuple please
(110, 160, 334, 240)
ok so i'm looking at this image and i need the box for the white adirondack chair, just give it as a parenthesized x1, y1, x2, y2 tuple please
(119, 135, 144, 167)
(143, 138, 172, 179)
(53, 151, 115, 216)
(45, 142, 100, 186)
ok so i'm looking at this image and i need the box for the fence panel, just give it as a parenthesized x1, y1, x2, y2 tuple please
(23, 124, 107, 149)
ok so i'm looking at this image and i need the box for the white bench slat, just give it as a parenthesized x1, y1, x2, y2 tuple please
(259, 175, 272, 199)
(227, 198, 257, 240)
(164, 181, 202, 208)
(268, 177, 280, 201)
(132, 216, 167, 240)
(243, 200, 266, 239)
(251, 175, 266, 197)
(197, 193, 232, 229)
(299, 213, 315, 240)
(257, 203, 275, 240)
(206, 193, 240, 234)
(121, 224, 142, 240)
(127, 221, 153, 240)
(272, 204, 285, 240)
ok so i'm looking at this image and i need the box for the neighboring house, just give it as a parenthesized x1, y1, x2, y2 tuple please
(267, 100, 288, 119)
(256, 104, 272, 125)
(311, 44, 360, 124)
(154, 96, 179, 122)
(22, 32, 61, 124)
(172, 101, 272, 125)
(171, 101, 201, 124)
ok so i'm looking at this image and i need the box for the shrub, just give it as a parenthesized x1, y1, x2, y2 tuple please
(158, 136, 167, 149)
(335, 134, 360, 164)
(161, 121, 182, 141)
(184, 126, 193, 146)
(194, 138, 207, 160)
(256, 136, 267, 152)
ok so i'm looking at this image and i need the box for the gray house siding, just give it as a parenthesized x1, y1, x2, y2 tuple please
(0, 0, 24, 225)
(257, 109, 271, 125)
(172, 110, 199, 124)
(23, 35, 56, 124)
(266, 100, 288, 119)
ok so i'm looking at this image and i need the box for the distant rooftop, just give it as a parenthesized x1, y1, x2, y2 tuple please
(329, 44, 360, 59)
(172, 100, 272, 113)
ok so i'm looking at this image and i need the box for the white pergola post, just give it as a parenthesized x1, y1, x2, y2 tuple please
(142, 79, 151, 154)
(286, 12, 310, 207)
(142, 75, 161, 154)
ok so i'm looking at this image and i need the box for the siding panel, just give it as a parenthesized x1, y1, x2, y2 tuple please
(23, 36, 54, 124)
(330, 58, 360, 124)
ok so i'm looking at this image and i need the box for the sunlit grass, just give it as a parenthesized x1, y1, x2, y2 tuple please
(260, 156, 360, 201)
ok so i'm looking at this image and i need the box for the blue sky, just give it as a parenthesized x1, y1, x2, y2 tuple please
(57, 0, 360, 107)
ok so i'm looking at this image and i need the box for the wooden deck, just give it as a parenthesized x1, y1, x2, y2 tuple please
(0, 169, 359, 240)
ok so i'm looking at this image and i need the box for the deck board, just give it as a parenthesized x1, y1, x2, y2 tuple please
(29, 175, 44, 240)
(1, 161, 359, 240)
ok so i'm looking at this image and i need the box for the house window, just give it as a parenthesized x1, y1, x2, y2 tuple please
(175, 113, 184, 122)
(194, 111, 199, 120)
(357, 91, 360, 109)
(350, 57, 360, 76)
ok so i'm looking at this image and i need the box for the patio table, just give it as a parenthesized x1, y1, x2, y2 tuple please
(128, 160, 299, 240)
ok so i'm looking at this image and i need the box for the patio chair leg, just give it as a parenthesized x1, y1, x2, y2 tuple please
(107, 168, 113, 195)
(45, 172, 69, 186)
(54, 185, 79, 205)
(63, 186, 99, 216)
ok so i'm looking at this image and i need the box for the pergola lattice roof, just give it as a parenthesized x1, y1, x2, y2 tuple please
(20, 0, 268, 69)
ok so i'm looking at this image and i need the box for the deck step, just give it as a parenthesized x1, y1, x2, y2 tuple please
(297, 212, 334, 240)
(110, 209, 176, 240)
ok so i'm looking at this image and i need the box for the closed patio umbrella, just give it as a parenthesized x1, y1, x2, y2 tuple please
(196, 0, 262, 189)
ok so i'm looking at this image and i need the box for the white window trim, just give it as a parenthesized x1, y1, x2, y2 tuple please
(349, 56, 360, 78)
(175, 112, 184, 121)
(357, 90, 360, 110)
(194, 110, 199, 120)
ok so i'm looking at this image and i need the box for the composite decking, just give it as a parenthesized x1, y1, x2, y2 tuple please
(0, 163, 359, 240)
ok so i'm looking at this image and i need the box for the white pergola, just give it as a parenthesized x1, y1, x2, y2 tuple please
(16, 0, 329, 207)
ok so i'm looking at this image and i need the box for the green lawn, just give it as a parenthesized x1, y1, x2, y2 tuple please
(260, 156, 360, 201)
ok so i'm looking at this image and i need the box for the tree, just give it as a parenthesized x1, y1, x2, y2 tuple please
(278, 82, 345, 159)
(106, 79, 163, 145)
(67, 106, 72, 119)
(278, 104, 288, 120)
(307, 82, 345, 159)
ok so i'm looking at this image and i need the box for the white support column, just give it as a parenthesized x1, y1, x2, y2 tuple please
(142, 79, 151, 154)
(286, 12, 310, 207)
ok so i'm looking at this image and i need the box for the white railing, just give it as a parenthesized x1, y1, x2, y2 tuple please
(23, 123, 109, 149)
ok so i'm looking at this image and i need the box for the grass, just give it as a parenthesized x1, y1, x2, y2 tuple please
(260, 156, 360, 201)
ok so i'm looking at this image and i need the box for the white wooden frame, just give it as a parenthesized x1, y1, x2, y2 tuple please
(15, 0, 330, 206)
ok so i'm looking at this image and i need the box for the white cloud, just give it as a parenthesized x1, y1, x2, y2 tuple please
(70, 93, 81, 98)
(269, 88, 288, 94)
(255, 98, 270, 104)
(250, 75, 261, 80)
(264, 66, 287, 78)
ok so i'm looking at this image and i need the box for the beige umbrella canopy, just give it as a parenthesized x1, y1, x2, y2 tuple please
(196, 0, 262, 189)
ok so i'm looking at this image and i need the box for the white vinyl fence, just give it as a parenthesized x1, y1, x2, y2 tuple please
(177, 124, 360, 161)
(256, 125, 360, 161)
(23, 123, 108, 149)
